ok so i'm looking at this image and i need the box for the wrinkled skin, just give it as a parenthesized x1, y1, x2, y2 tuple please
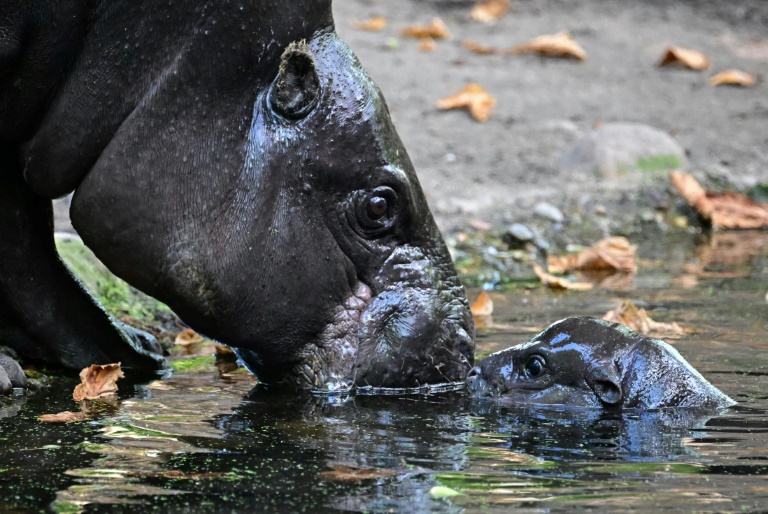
(0, 0, 474, 393)
(467, 317, 735, 410)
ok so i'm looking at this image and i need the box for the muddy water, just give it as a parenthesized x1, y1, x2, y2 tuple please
(1, 232, 767, 513)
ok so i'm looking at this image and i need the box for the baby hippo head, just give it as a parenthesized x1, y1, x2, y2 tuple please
(467, 317, 735, 410)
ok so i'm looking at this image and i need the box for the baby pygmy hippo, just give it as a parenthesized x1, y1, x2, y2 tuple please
(467, 317, 735, 410)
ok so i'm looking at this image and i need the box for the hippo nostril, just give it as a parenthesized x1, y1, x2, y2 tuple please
(466, 366, 481, 383)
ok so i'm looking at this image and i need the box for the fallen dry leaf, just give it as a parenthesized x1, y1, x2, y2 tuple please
(508, 31, 587, 61)
(603, 299, 685, 338)
(400, 18, 451, 40)
(436, 83, 496, 122)
(214, 344, 235, 356)
(73, 363, 124, 402)
(471, 291, 494, 331)
(708, 69, 756, 87)
(351, 16, 388, 32)
(471, 291, 494, 317)
(469, 0, 510, 23)
(463, 40, 499, 55)
(657, 46, 710, 71)
(39, 411, 91, 423)
(175, 328, 204, 346)
(319, 463, 400, 482)
(670, 171, 768, 229)
(419, 37, 437, 52)
(548, 237, 637, 274)
(532, 263, 593, 291)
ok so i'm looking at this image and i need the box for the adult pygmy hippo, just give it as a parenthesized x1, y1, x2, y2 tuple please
(0, 1, 474, 393)
(467, 317, 735, 410)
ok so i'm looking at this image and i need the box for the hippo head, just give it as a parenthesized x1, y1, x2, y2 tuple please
(36, 6, 474, 392)
(467, 317, 734, 410)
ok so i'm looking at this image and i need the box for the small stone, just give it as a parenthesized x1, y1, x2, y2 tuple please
(468, 219, 491, 232)
(533, 202, 565, 223)
(559, 122, 687, 179)
(503, 223, 534, 249)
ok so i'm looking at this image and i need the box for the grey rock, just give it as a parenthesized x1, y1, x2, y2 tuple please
(504, 223, 535, 249)
(559, 122, 687, 179)
(533, 202, 565, 224)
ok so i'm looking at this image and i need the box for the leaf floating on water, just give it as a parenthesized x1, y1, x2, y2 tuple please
(38, 411, 91, 423)
(709, 69, 756, 87)
(532, 263, 593, 291)
(657, 46, 710, 71)
(469, 0, 510, 23)
(508, 31, 587, 61)
(470, 291, 494, 317)
(429, 485, 467, 499)
(603, 299, 685, 338)
(463, 40, 499, 55)
(436, 83, 496, 122)
(73, 363, 124, 401)
(548, 237, 637, 274)
(670, 171, 768, 229)
(400, 18, 451, 40)
(318, 463, 400, 482)
(350, 16, 388, 32)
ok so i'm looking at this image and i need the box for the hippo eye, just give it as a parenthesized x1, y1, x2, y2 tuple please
(354, 186, 399, 235)
(367, 196, 389, 220)
(524, 355, 546, 378)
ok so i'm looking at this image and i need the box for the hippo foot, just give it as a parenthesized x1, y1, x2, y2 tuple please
(116, 322, 168, 372)
(0, 353, 28, 394)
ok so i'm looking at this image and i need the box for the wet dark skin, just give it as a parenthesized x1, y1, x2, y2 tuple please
(0, 1, 474, 393)
(467, 317, 735, 410)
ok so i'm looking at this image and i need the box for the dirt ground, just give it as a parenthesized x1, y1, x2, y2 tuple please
(52, 1, 768, 237)
(332, 0, 768, 231)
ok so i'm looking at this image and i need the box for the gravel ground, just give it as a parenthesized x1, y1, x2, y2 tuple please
(333, 0, 768, 230)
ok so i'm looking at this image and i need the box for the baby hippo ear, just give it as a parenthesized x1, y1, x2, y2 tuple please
(269, 40, 320, 120)
(587, 360, 623, 406)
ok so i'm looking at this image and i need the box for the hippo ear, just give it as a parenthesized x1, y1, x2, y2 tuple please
(587, 360, 623, 406)
(268, 40, 320, 120)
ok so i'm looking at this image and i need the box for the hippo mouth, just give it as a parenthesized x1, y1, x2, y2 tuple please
(283, 281, 474, 394)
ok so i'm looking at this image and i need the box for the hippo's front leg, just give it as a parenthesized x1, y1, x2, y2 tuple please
(0, 147, 165, 381)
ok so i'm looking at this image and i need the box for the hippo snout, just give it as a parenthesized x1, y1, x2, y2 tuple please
(466, 365, 490, 396)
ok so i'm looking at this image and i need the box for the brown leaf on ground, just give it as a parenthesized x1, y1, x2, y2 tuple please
(319, 463, 400, 482)
(657, 46, 710, 71)
(214, 344, 235, 356)
(469, 0, 510, 23)
(351, 16, 388, 32)
(508, 31, 587, 61)
(670, 171, 768, 229)
(38, 411, 91, 423)
(603, 300, 685, 338)
(709, 69, 756, 87)
(72, 363, 124, 402)
(436, 83, 496, 122)
(471, 291, 494, 317)
(175, 328, 204, 346)
(400, 18, 451, 40)
(471, 291, 494, 331)
(532, 263, 593, 291)
(548, 237, 638, 274)
(463, 40, 499, 55)
(419, 37, 437, 52)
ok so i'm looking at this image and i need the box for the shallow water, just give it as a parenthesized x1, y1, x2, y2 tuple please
(1, 231, 767, 513)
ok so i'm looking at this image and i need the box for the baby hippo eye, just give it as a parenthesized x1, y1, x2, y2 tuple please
(524, 355, 546, 378)
(367, 196, 388, 220)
